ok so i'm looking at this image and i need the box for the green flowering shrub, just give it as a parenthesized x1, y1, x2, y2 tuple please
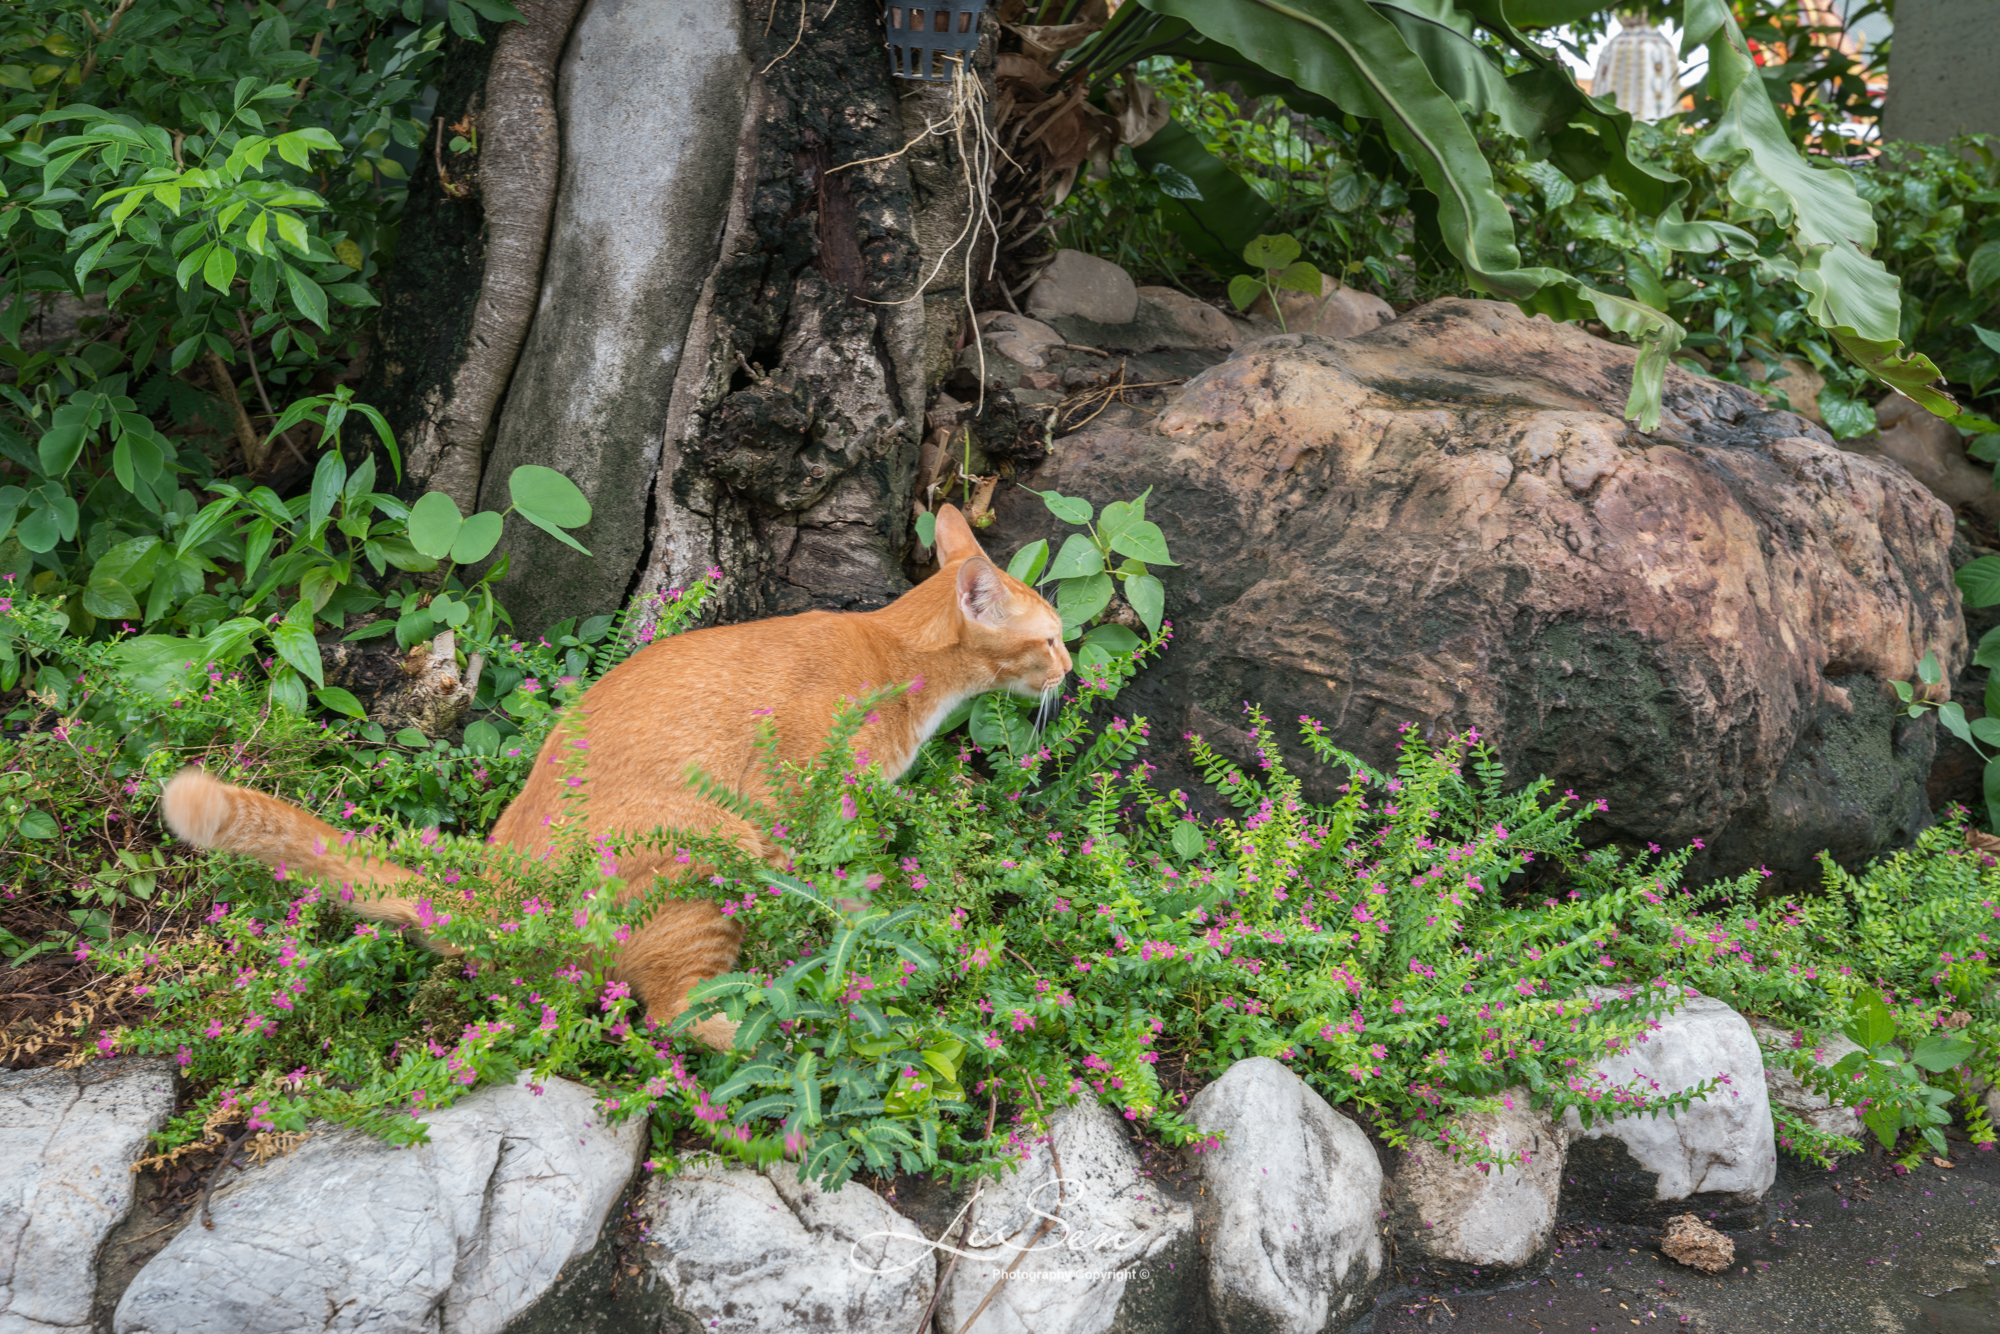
(10, 571, 1999, 1185)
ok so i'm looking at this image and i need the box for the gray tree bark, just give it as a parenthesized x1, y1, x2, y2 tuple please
(369, 0, 947, 637)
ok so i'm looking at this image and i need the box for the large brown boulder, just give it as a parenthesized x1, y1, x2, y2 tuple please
(990, 300, 1965, 885)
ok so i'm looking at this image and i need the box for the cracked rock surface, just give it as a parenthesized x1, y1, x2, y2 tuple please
(0, 1059, 175, 1334)
(1187, 1056, 1387, 1333)
(1560, 990, 1776, 1222)
(989, 298, 1962, 889)
(934, 1099, 1200, 1334)
(111, 1074, 643, 1334)
(640, 1155, 935, 1333)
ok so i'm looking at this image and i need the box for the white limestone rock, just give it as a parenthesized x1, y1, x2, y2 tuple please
(1560, 989, 1776, 1218)
(936, 1099, 1199, 1334)
(1026, 249, 1140, 326)
(0, 1059, 176, 1334)
(641, 1156, 935, 1333)
(1187, 1057, 1387, 1333)
(1751, 1019, 1866, 1143)
(113, 1074, 644, 1334)
(1391, 1090, 1564, 1276)
(975, 311, 1066, 370)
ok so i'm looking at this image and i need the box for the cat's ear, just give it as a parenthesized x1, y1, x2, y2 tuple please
(956, 557, 1008, 627)
(933, 504, 988, 566)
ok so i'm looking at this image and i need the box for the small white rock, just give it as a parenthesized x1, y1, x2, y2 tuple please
(1026, 250, 1140, 326)
(936, 1099, 1198, 1334)
(0, 1059, 176, 1334)
(974, 311, 1064, 370)
(113, 1074, 643, 1334)
(1392, 1090, 1563, 1274)
(1560, 990, 1776, 1215)
(1750, 1019, 1865, 1142)
(1187, 1057, 1386, 1332)
(642, 1156, 935, 1333)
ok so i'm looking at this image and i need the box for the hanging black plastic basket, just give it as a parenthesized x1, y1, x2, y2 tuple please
(884, 0, 984, 81)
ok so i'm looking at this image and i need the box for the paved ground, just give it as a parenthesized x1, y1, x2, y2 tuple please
(1369, 1139, 2000, 1333)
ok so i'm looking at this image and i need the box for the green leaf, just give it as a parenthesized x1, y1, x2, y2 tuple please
(1005, 538, 1048, 585)
(1227, 273, 1263, 313)
(406, 491, 464, 561)
(1056, 572, 1114, 633)
(282, 262, 328, 329)
(1108, 520, 1175, 566)
(82, 576, 140, 620)
(1045, 533, 1104, 582)
(1985, 755, 2000, 834)
(1937, 701, 1974, 748)
(37, 423, 87, 478)
(449, 511, 503, 565)
(1819, 389, 1877, 441)
(1956, 555, 2000, 608)
(1083, 623, 1143, 655)
(1974, 325, 2000, 357)
(1841, 988, 1896, 1051)
(1861, 1101, 1902, 1152)
(1276, 260, 1323, 296)
(1125, 572, 1165, 636)
(272, 604, 324, 687)
(1170, 821, 1205, 860)
(15, 808, 57, 840)
(1968, 241, 2000, 297)
(508, 464, 593, 554)
(1918, 650, 1942, 686)
(915, 510, 936, 550)
(464, 720, 502, 755)
(1037, 490, 1092, 525)
(313, 686, 367, 719)
(202, 245, 237, 294)
(1910, 1034, 1976, 1074)
(1243, 233, 1304, 269)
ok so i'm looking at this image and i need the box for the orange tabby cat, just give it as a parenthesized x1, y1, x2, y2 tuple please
(162, 505, 1070, 1048)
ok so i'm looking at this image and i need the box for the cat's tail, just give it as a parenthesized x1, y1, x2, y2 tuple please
(161, 768, 444, 936)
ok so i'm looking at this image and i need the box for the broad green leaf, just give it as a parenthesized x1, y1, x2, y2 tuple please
(915, 510, 936, 550)
(15, 808, 58, 840)
(1243, 233, 1303, 268)
(1109, 520, 1176, 566)
(1036, 490, 1092, 525)
(406, 491, 464, 561)
(1171, 821, 1205, 860)
(82, 576, 140, 620)
(1841, 988, 1896, 1051)
(37, 422, 86, 478)
(202, 244, 237, 293)
(1006, 538, 1048, 585)
(282, 261, 328, 329)
(1956, 555, 2000, 608)
(307, 450, 346, 533)
(1968, 241, 2000, 298)
(1986, 754, 2000, 833)
(464, 720, 502, 755)
(1045, 533, 1104, 582)
(313, 686, 367, 719)
(1125, 572, 1165, 636)
(1276, 259, 1323, 295)
(1937, 701, 1974, 748)
(508, 465, 593, 553)
(1056, 572, 1115, 632)
(272, 607, 324, 687)
(109, 634, 204, 696)
(1083, 623, 1143, 654)
(1918, 649, 1942, 686)
(449, 511, 504, 565)
(1910, 1034, 1976, 1074)
(1227, 273, 1264, 312)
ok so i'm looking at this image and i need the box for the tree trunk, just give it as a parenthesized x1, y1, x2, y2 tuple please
(371, 0, 954, 636)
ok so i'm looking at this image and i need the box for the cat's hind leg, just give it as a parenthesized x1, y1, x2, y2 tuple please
(613, 894, 745, 1051)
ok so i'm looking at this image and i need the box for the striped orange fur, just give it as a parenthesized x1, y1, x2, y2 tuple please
(161, 506, 1070, 1049)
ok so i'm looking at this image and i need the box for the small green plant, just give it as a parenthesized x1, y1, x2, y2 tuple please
(1225, 233, 1322, 332)
(1826, 987, 1977, 1162)
(1893, 641, 2000, 828)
